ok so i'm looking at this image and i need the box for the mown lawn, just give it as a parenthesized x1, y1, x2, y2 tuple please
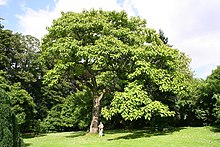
(23, 126, 220, 147)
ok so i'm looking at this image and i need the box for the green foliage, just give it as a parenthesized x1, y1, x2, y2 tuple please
(36, 84, 67, 119)
(41, 89, 92, 132)
(0, 70, 36, 132)
(7, 83, 36, 132)
(0, 28, 18, 71)
(159, 29, 168, 45)
(41, 9, 163, 90)
(174, 78, 203, 126)
(102, 82, 175, 121)
(196, 66, 220, 124)
(214, 94, 220, 123)
(0, 23, 42, 132)
(0, 89, 13, 147)
(0, 32, 40, 84)
(0, 89, 24, 147)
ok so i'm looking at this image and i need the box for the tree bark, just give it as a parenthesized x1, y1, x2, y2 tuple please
(89, 92, 104, 133)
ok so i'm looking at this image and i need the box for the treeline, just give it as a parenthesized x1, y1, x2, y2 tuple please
(0, 10, 219, 138)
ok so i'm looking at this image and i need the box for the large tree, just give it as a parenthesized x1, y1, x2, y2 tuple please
(41, 10, 191, 133)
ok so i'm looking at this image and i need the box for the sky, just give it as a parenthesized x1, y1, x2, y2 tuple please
(0, 0, 220, 79)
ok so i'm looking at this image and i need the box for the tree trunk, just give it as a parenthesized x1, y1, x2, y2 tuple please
(89, 92, 104, 133)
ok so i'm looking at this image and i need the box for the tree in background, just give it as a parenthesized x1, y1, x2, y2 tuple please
(0, 19, 42, 97)
(195, 66, 220, 125)
(175, 78, 203, 126)
(41, 10, 192, 133)
(0, 71, 36, 134)
(7, 83, 36, 132)
(0, 22, 38, 133)
(0, 74, 24, 147)
(159, 29, 168, 44)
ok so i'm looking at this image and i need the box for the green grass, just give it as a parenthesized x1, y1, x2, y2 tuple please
(23, 126, 220, 147)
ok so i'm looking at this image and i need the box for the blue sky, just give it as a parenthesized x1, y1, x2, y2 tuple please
(1, 0, 220, 79)
(0, 0, 55, 31)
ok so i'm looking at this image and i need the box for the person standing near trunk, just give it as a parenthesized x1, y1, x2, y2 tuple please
(98, 122, 104, 137)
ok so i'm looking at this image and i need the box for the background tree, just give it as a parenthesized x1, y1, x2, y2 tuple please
(7, 83, 36, 133)
(0, 22, 38, 133)
(41, 10, 192, 133)
(0, 20, 41, 97)
(0, 70, 36, 133)
(0, 73, 24, 147)
(175, 78, 203, 126)
(159, 29, 168, 44)
(195, 66, 220, 125)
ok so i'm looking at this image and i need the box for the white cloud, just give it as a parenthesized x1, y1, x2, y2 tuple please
(124, 0, 220, 78)
(0, 0, 8, 5)
(17, 7, 58, 39)
(17, 0, 122, 39)
(118, 0, 137, 16)
(55, 0, 121, 13)
(17, 0, 220, 78)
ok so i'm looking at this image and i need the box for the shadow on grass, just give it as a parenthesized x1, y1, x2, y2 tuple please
(107, 127, 184, 141)
(210, 126, 220, 133)
(22, 133, 46, 139)
(65, 131, 87, 138)
(24, 143, 32, 147)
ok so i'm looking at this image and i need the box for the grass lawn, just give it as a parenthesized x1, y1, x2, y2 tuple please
(23, 126, 220, 147)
